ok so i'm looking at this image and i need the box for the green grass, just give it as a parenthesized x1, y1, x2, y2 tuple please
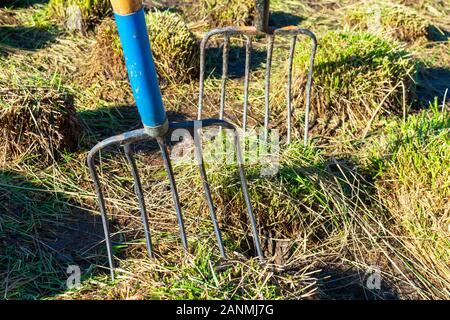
(285, 30, 417, 131)
(0, 171, 68, 299)
(372, 101, 449, 280)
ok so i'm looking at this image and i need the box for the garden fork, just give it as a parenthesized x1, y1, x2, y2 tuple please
(198, 0, 317, 145)
(88, 0, 263, 280)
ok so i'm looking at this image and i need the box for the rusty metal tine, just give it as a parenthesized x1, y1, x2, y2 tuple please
(220, 34, 230, 120)
(193, 127, 226, 258)
(156, 136, 188, 251)
(87, 151, 115, 280)
(243, 35, 252, 135)
(124, 143, 153, 258)
(287, 35, 297, 145)
(264, 35, 275, 142)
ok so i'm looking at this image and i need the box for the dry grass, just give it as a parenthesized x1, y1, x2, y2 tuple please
(196, 0, 255, 28)
(45, 0, 111, 32)
(0, 86, 82, 165)
(344, 1, 432, 42)
(83, 17, 127, 82)
(82, 10, 199, 86)
(147, 10, 200, 84)
(0, 8, 19, 25)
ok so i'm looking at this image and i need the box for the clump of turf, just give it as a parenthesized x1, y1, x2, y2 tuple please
(45, 0, 111, 32)
(84, 10, 199, 84)
(84, 17, 127, 81)
(198, 0, 255, 27)
(0, 87, 82, 164)
(146, 10, 200, 84)
(83, 9, 200, 85)
(374, 104, 450, 281)
(343, 1, 431, 42)
(207, 144, 355, 262)
(283, 31, 416, 131)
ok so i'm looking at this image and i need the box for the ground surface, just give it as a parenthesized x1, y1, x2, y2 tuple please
(0, 0, 449, 300)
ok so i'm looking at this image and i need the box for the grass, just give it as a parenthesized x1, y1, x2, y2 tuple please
(0, 171, 71, 299)
(195, 0, 255, 28)
(146, 10, 200, 84)
(344, 1, 432, 42)
(373, 101, 449, 285)
(0, 0, 449, 300)
(283, 30, 417, 133)
(0, 85, 82, 166)
(45, 0, 111, 32)
(81, 10, 199, 86)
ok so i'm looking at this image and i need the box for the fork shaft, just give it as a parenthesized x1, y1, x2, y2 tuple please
(255, 0, 270, 33)
(113, 2, 168, 136)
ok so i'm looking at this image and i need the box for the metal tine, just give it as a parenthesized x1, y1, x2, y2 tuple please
(303, 34, 317, 147)
(208, 121, 263, 258)
(242, 35, 252, 136)
(88, 119, 264, 281)
(220, 34, 230, 120)
(193, 127, 226, 258)
(264, 34, 275, 142)
(287, 35, 297, 145)
(231, 126, 264, 258)
(87, 129, 153, 280)
(199, 28, 317, 147)
(87, 152, 115, 280)
(124, 143, 153, 258)
(171, 119, 264, 258)
(198, 35, 208, 120)
(156, 136, 188, 251)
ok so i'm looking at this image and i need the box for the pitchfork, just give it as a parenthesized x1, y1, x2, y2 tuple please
(88, 0, 263, 280)
(88, 0, 316, 280)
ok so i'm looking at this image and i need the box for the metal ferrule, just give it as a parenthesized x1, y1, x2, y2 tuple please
(144, 118, 169, 137)
(113, 5, 168, 137)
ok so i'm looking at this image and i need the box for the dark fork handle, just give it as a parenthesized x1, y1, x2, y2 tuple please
(255, 0, 270, 32)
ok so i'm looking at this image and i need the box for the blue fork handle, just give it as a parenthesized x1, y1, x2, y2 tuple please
(111, 0, 168, 137)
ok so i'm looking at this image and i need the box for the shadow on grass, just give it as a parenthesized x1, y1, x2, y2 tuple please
(416, 66, 450, 106)
(0, 0, 48, 8)
(0, 170, 108, 299)
(269, 11, 304, 28)
(316, 266, 399, 300)
(427, 25, 450, 42)
(79, 105, 190, 142)
(0, 26, 56, 52)
(205, 45, 267, 79)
